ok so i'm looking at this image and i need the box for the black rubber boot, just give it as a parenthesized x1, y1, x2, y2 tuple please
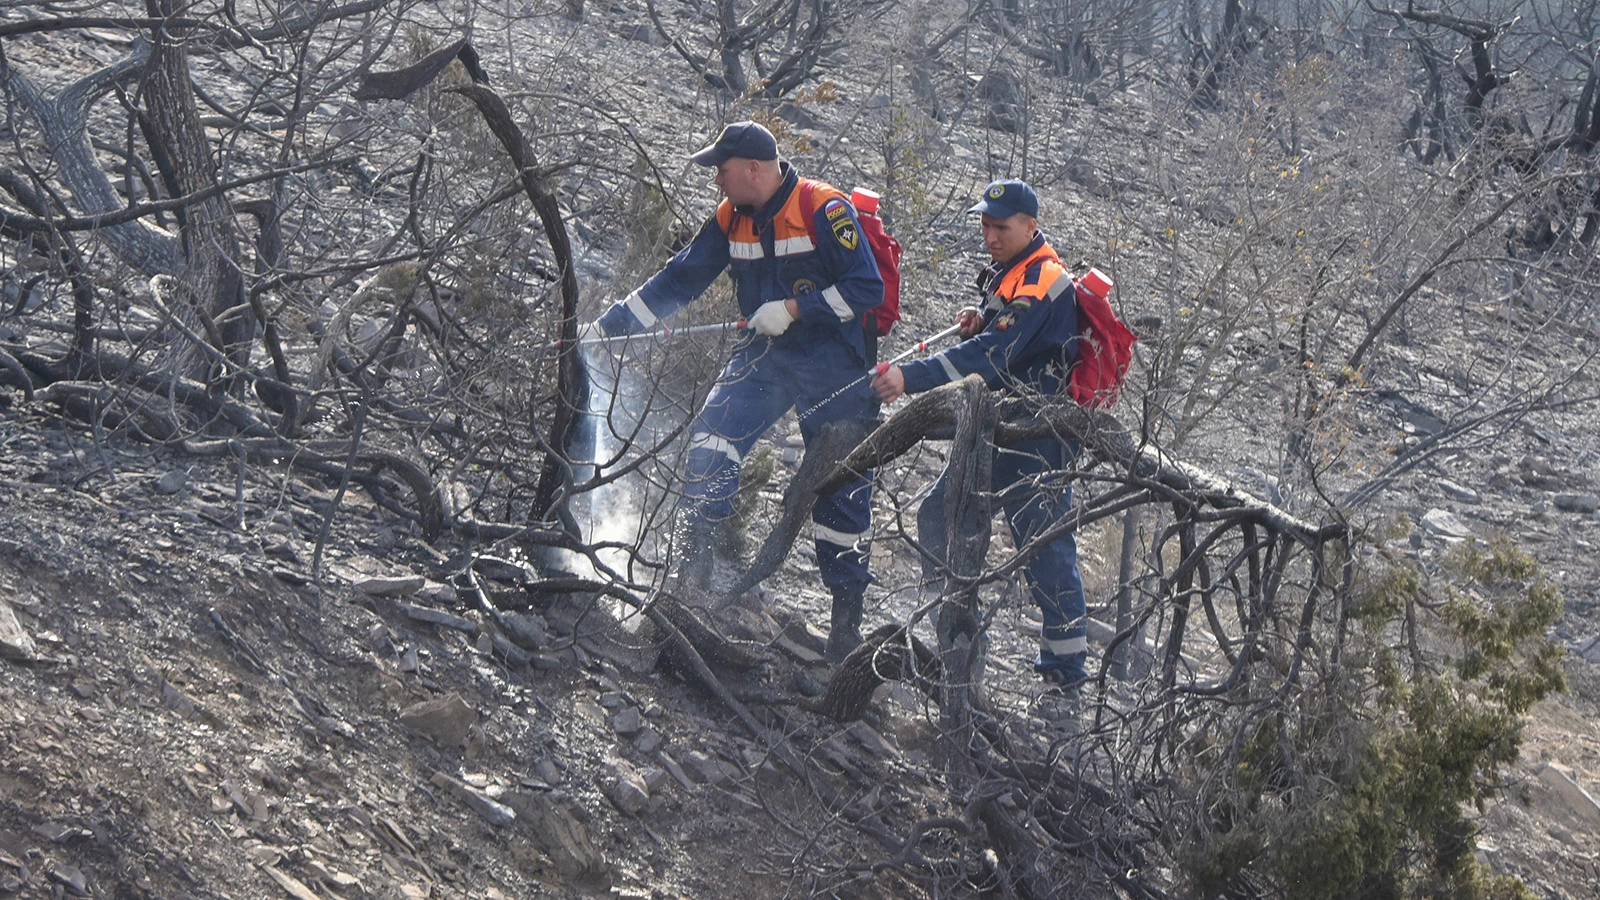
(824, 590, 864, 663)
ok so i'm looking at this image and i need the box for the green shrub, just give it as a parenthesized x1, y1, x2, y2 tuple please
(1183, 537, 1563, 900)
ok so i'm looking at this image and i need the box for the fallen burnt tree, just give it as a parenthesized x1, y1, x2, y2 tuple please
(682, 375, 1555, 899)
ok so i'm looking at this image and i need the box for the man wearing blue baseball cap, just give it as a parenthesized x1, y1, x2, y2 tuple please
(872, 178, 1091, 706)
(584, 122, 884, 661)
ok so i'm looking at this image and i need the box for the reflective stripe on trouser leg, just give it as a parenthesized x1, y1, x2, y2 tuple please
(682, 433, 745, 520)
(813, 478, 872, 596)
(994, 436, 1088, 674)
(796, 358, 877, 597)
(681, 348, 797, 521)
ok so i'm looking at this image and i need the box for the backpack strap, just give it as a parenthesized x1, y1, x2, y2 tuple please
(798, 179, 822, 249)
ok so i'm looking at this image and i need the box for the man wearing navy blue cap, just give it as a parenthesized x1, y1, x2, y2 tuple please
(585, 122, 884, 662)
(872, 178, 1091, 699)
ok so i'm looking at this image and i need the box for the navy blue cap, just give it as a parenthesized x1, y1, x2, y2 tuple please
(968, 179, 1039, 218)
(690, 121, 779, 166)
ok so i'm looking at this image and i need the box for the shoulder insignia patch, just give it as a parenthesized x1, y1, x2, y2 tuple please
(994, 312, 1016, 331)
(1008, 297, 1034, 312)
(831, 217, 859, 251)
(823, 199, 849, 221)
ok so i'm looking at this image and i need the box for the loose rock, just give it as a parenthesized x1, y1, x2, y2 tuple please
(1537, 761, 1600, 827)
(0, 600, 38, 661)
(429, 771, 516, 827)
(154, 470, 187, 494)
(398, 693, 478, 747)
(1420, 508, 1473, 540)
(609, 706, 643, 737)
(355, 574, 426, 597)
(601, 763, 650, 815)
(1438, 479, 1482, 504)
(1552, 493, 1600, 514)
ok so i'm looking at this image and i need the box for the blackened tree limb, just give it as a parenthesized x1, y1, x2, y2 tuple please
(818, 377, 1337, 545)
(717, 416, 875, 605)
(353, 38, 485, 101)
(0, 168, 98, 367)
(2, 41, 181, 274)
(446, 83, 586, 527)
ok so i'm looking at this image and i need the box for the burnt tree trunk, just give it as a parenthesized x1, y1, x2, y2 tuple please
(932, 376, 997, 763)
(140, 0, 252, 381)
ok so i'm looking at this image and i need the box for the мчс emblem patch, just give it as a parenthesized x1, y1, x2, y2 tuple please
(994, 312, 1016, 330)
(824, 199, 848, 221)
(831, 218, 859, 251)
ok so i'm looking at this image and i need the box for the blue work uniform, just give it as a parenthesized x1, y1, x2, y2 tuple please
(899, 231, 1089, 683)
(596, 163, 883, 596)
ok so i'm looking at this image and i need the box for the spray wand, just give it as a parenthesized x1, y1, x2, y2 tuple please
(796, 322, 964, 422)
(553, 320, 747, 350)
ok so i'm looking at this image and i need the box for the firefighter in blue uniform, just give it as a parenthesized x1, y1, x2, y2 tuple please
(586, 122, 883, 661)
(871, 179, 1090, 690)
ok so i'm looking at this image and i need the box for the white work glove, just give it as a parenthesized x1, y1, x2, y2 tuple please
(575, 320, 605, 343)
(747, 299, 796, 336)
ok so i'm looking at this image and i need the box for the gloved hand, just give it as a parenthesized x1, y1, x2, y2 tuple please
(576, 320, 605, 343)
(955, 306, 984, 338)
(747, 299, 796, 336)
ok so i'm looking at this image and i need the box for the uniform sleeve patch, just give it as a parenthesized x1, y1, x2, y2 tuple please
(824, 199, 849, 221)
(1008, 297, 1034, 311)
(831, 217, 860, 251)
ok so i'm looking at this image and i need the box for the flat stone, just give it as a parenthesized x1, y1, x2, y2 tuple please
(1419, 508, 1472, 540)
(654, 750, 695, 793)
(632, 726, 663, 755)
(154, 470, 187, 494)
(396, 602, 476, 633)
(398, 693, 477, 747)
(601, 764, 649, 815)
(355, 574, 426, 596)
(1437, 479, 1481, 504)
(773, 634, 824, 665)
(48, 863, 88, 896)
(1577, 635, 1600, 665)
(683, 750, 739, 786)
(848, 721, 900, 759)
(32, 822, 90, 843)
(260, 864, 320, 900)
(429, 771, 516, 827)
(499, 791, 607, 882)
(1552, 493, 1600, 514)
(0, 600, 38, 661)
(1537, 761, 1600, 827)
(271, 567, 308, 585)
(486, 631, 532, 666)
(609, 707, 643, 737)
(640, 766, 669, 795)
(498, 611, 549, 650)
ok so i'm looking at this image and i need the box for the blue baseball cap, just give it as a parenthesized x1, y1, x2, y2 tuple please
(968, 179, 1039, 219)
(690, 121, 779, 166)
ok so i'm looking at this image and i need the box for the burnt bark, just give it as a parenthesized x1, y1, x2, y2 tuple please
(140, 0, 252, 378)
(718, 416, 876, 606)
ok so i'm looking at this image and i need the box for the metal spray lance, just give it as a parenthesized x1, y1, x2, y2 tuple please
(550, 320, 748, 350)
(795, 322, 965, 422)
